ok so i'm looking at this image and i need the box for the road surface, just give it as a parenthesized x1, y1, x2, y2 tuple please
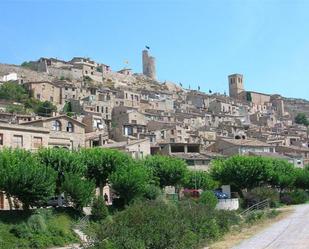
(232, 204, 309, 249)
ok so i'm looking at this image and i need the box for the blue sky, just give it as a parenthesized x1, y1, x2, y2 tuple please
(1, 0, 309, 99)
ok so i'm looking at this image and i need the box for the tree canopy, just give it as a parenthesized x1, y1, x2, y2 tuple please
(183, 170, 218, 190)
(295, 113, 309, 126)
(143, 155, 188, 188)
(110, 161, 153, 205)
(0, 82, 28, 102)
(0, 149, 56, 209)
(79, 148, 131, 195)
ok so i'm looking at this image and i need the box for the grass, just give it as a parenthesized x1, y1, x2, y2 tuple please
(0, 208, 81, 249)
(208, 207, 293, 249)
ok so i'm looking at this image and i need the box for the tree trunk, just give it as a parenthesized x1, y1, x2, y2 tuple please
(99, 181, 104, 196)
(7, 194, 13, 210)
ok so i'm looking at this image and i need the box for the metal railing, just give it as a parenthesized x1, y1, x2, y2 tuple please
(240, 198, 270, 216)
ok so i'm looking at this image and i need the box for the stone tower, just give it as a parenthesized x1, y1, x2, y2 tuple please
(142, 50, 156, 80)
(228, 74, 244, 99)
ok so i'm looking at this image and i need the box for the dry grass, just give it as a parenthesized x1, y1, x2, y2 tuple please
(207, 207, 294, 249)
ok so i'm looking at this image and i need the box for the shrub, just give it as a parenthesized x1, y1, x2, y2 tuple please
(215, 210, 241, 233)
(245, 187, 280, 208)
(281, 189, 309, 205)
(27, 214, 47, 233)
(245, 209, 279, 224)
(199, 190, 218, 210)
(92, 196, 109, 221)
(92, 199, 242, 249)
(143, 184, 161, 200)
(245, 210, 266, 224)
(95, 200, 196, 249)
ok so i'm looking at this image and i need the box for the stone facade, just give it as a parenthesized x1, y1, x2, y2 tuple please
(21, 115, 86, 149)
(142, 50, 156, 80)
(0, 123, 49, 151)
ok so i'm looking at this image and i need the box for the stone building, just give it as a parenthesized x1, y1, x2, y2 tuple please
(82, 113, 109, 147)
(142, 50, 156, 80)
(114, 89, 141, 108)
(21, 115, 86, 149)
(111, 107, 147, 141)
(0, 123, 49, 151)
(228, 74, 244, 99)
(25, 81, 62, 105)
(101, 138, 150, 159)
(211, 137, 275, 156)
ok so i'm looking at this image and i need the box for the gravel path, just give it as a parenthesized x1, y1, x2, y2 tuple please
(232, 204, 309, 249)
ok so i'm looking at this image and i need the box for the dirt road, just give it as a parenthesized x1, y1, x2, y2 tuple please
(232, 204, 309, 249)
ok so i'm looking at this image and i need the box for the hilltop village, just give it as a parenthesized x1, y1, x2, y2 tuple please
(1, 50, 309, 170)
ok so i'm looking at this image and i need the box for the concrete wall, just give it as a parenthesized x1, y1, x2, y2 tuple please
(216, 198, 239, 210)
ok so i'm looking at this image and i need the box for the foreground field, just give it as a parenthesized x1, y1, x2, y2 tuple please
(0, 208, 79, 249)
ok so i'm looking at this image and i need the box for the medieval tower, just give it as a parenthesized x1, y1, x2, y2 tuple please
(142, 50, 156, 80)
(228, 74, 244, 99)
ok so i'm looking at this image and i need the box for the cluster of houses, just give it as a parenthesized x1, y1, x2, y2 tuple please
(1, 52, 309, 209)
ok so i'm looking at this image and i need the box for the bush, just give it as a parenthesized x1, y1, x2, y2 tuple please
(245, 210, 266, 224)
(281, 189, 309, 205)
(92, 196, 109, 221)
(143, 184, 162, 200)
(245, 209, 279, 224)
(215, 210, 241, 233)
(199, 190, 218, 210)
(8, 210, 78, 248)
(93, 199, 241, 249)
(244, 187, 280, 208)
(27, 214, 47, 233)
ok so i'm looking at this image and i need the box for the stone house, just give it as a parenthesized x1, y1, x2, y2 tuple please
(101, 138, 150, 159)
(82, 113, 109, 147)
(143, 109, 175, 123)
(276, 145, 309, 164)
(211, 137, 275, 156)
(156, 142, 211, 171)
(111, 107, 147, 141)
(21, 115, 86, 149)
(0, 112, 34, 124)
(0, 123, 49, 151)
(25, 81, 62, 105)
(114, 89, 140, 108)
(208, 99, 233, 115)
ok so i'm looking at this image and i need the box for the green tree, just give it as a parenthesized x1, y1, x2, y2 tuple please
(0, 149, 56, 209)
(110, 162, 152, 205)
(211, 156, 274, 195)
(269, 159, 296, 191)
(37, 148, 85, 205)
(295, 113, 309, 126)
(34, 101, 57, 117)
(199, 190, 218, 210)
(79, 148, 131, 196)
(294, 168, 309, 189)
(62, 173, 95, 211)
(0, 82, 28, 102)
(143, 155, 188, 188)
(183, 170, 218, 190)
(6, 104, 28, 114)
(91, 196, 109, 221)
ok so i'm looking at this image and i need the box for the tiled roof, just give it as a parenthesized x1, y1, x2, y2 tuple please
(220, 138, 273, 147)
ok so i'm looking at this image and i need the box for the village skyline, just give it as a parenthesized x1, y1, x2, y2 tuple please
(1, 0, 309, 99)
